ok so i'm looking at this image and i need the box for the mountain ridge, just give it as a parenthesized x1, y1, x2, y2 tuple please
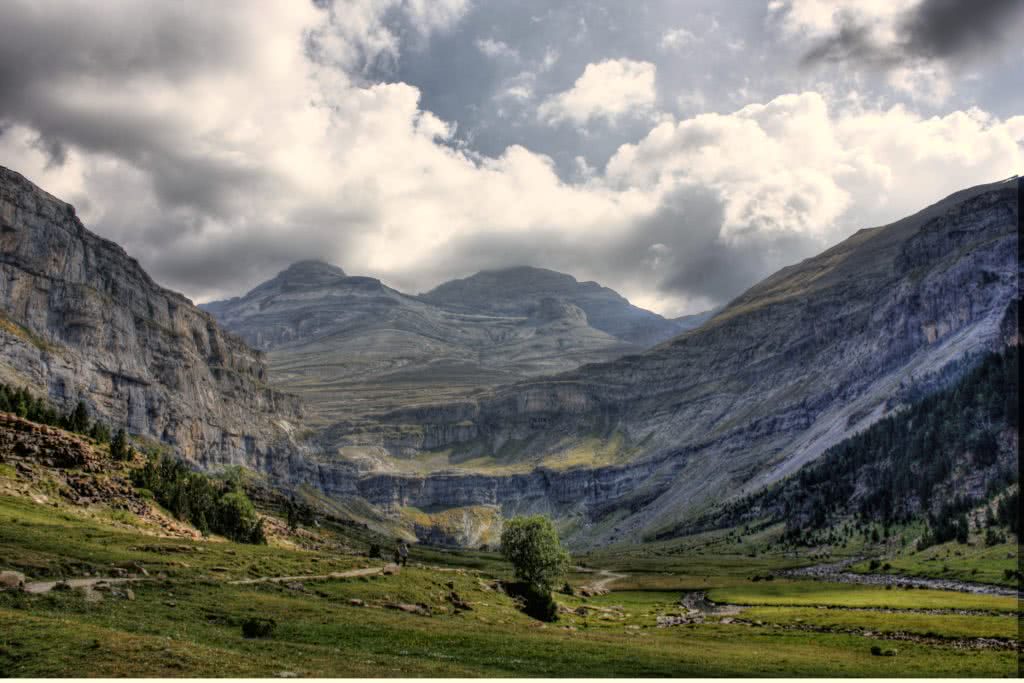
(335, 176, 1019, 545)
(202, 259, 705, 424)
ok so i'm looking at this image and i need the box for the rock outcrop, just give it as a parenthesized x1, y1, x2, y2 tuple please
(0, 166, 303, 469)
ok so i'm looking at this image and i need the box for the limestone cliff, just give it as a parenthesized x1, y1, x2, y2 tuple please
(0, 166, 303, 469)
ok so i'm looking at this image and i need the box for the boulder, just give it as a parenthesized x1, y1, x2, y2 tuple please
(0, 571, 26, 591)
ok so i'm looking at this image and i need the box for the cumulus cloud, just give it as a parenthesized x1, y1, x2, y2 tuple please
(601, 91, 1023, 307)
(0, 1, 1021, 318)
(537, 59, 658, 126)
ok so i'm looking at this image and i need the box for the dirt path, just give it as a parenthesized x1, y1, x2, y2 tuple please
(22, 577, 145, 594)
(778, 558, 1021, 597)
(229, 565, 391, 585)
(20, 564, 394, 594)
(579, 568, 628, 594)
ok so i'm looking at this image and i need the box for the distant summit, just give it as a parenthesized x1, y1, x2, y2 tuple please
(421, 265, 697, 346)
(202, 262, 702, 423)
(260, 260, 348, 291)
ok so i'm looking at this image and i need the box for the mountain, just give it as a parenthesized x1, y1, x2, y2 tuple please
(0, 166, 303, 468)
(337, 177, 1020, 545)
(2, 163, 1018, 552)
(420, 266, 693, 346)
(202, 262, 700, 424)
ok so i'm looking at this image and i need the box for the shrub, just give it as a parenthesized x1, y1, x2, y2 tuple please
(499, 515, 570, 591)
(368, 544, 382, 559)
(560, 581, 574, 596)
(241, 617, 276, 638)
(217, 491, 265, 545)
(505, 581, 559, 622)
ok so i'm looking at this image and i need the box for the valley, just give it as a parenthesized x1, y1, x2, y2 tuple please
(0, 166, 1019, 678)
(0, 427, 1019, 677)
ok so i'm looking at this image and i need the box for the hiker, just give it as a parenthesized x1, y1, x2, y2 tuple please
(397, 539, 409, 566)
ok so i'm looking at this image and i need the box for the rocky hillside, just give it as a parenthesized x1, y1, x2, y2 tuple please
(203, 261, 700, 424)
(421, 266, 693, 346)
(0, 166, 303, 469)
(342, 177, 1020, 545)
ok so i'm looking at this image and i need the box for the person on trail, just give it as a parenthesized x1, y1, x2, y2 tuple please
(398, 539, 409, 566)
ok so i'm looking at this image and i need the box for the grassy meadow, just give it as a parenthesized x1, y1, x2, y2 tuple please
(0, 485, 1020, 678)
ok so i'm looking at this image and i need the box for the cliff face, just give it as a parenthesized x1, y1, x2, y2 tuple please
(354, 178, 1020, 544)
(0, 166, 303, 468)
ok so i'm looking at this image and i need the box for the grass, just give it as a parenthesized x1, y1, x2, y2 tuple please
(741, 606, 1019, 640)
(0, 460, 1019, 677)
(1, 578, 1017, 677)
(707, 581, 1019, 613)
(850, 537, 1020, 587)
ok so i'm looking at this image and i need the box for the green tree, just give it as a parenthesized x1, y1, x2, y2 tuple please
(285, 497, 299, 532)
(110, 428, 131, 461)
(217, 490, 265, 544)
(90, 421, 111, 443)
(500, 515, 570, 591)
(13, 392, 28, 418)
(68, 400, 90, 433)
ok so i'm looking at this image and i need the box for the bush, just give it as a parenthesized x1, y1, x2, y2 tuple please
(505, 581, 558, 622)
(560, 581, 574, 596)
(499, 515, 570, 591)
(368, 544, 382, 559)
(217, 491, 265, 545)
(241, 617, 276, 638)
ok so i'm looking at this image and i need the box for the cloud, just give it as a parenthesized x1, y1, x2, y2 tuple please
(0, 1, 1020, 319)
(476, 38, 519, 61)
(783, 0, 1024, 93)
(601, 91, 1023, 307)
(659, 28, 697, 51)
(537, 59, 658, 126)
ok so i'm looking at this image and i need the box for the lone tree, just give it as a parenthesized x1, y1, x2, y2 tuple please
(500, 515, 570, 591)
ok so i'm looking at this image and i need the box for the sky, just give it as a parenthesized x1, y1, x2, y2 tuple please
(0, 1, 1022, 316)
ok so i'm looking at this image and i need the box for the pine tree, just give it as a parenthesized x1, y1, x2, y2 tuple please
(69, 400, 90, 433)
(110, 428, 130, 461)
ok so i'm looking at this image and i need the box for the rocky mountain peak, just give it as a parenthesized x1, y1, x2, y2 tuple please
(269, 260, 347, 289)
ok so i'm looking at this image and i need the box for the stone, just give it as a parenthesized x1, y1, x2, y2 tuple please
(385, 603, 431, 617)
(0, 571, 26, 591)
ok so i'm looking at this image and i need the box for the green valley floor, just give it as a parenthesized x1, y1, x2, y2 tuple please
(0, 492, 1019, 678)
